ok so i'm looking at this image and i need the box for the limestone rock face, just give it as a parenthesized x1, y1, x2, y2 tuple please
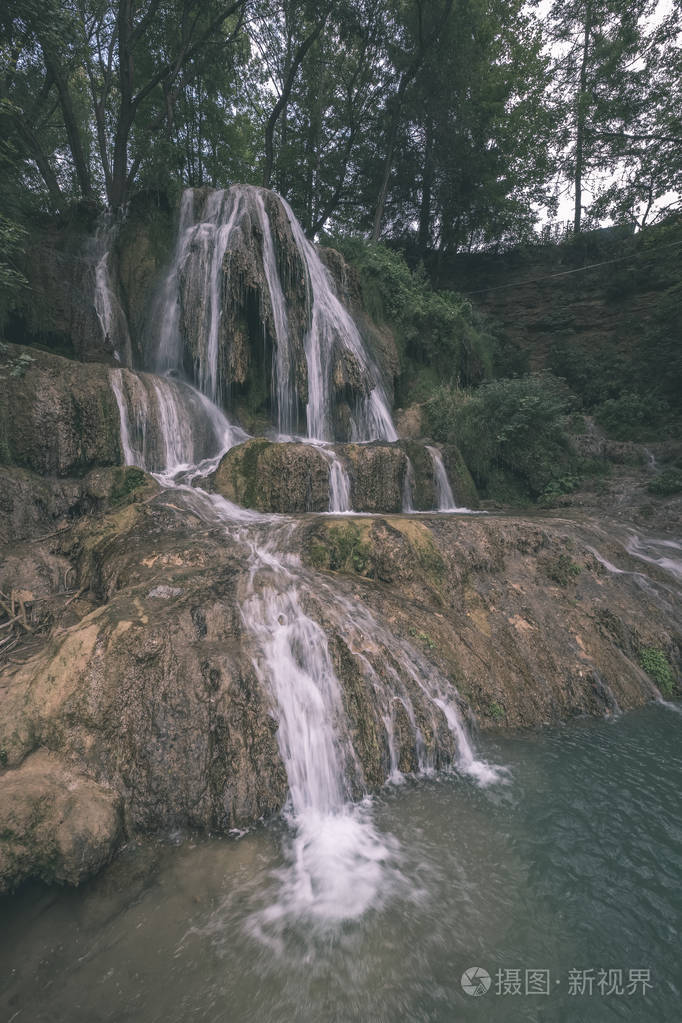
(0, 479, 679, 892)
(0, 499, 288, 842)
(0, 344, 121, 476)
(209, 439, 416, 514)
(0, 751, 123, 891)
(337, 443, 408, 513)
(209, 438, 330, 512)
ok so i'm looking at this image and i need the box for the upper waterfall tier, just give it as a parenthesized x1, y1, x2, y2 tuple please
(152, 185, 397, 444)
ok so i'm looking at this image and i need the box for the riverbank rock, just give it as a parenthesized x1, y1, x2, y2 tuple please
(0, 343, 121, 475)
(0, 751, 123, 892)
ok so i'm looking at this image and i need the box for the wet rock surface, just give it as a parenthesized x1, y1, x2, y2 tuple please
(208, 438, 330, 512)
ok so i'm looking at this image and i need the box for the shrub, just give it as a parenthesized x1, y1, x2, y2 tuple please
(647, 469, 682, 497)
(595, 392, 669, 441)
(639, 647, 675, 696)
(425, 373, 578, 501)
(327, 238, 495, 397)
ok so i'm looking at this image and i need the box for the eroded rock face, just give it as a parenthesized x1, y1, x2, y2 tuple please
(304, 513, 681, 728)
(0, 750, 123, 892)
(0, 344, 121, 476)
(0, 464, 156, 545)
(0, 499, 288, 841)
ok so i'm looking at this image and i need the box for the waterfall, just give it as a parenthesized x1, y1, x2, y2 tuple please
(109, 368, 246, 474)
(402, 457, 415, 512)
(238, 536, 502, 929)
(91, 221, 132, 366)
(280, 196, 397, 443)
(152, 185, 397, 443)
(103, 184, 504, 927)
(153, 188, 249, 402)
(328, 454, 352, 513)
(426, 445, 460, 511)
(253, 192, 297, 435)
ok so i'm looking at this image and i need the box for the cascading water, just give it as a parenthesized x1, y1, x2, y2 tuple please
(280, 195, 398, 444)
(91, 220, 132, 366)
(253, 192, 297, 435)
(402, 457, 416, 512)
(109, 367, 246, 475)
(153, 184, 397, 444)
(153, 188, 249, 402)
(426, 445, 460, 512)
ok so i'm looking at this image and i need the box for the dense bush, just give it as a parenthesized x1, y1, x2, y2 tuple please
(328, 238, 496, 400)
(425, 373, 579, 501)
(648, 469, 682, 497)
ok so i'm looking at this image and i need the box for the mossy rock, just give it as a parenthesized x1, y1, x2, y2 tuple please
(208, 438, 330, 512)
(0, 343, 122, 476)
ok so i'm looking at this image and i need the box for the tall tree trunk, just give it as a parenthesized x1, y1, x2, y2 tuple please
(41, 48, 93, 199)
(371, 0, 453, 241)
(371, 113, 399, 242)
(263, 14, 328, 190)
(16, 120, 64, 211)
(417, 119, 434, 252)
(574, 3, 593, 234)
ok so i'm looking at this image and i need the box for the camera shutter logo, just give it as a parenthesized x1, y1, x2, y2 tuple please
(461, 967, 492, 997)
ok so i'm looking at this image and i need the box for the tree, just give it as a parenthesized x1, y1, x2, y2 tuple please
(547, 0, 680, 232)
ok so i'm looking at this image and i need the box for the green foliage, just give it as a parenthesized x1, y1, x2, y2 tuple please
(639, 647, 675, 696)
(538, 474, 581, 507)
(488, 701, 505, 721)
(647, 469, 682, 497)
(545, 552, 582, 586)
(330, 238, 495, 399)
(425, 373, 578, 501)
(0, 344, 34, 382)
(110, 467, 149, 503)
(595, 393, 670, 442)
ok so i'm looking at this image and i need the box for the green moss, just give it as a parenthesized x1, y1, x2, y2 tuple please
(110, 467, 149, 502)
(639, 646, 675, 695)
(309, 522, 374, 576)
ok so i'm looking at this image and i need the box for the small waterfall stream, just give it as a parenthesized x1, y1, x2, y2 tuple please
(91, 220, 132, 366)
(426, 444, 461, 511)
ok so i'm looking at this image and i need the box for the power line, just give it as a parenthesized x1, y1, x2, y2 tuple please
(461, 238, 682, 296)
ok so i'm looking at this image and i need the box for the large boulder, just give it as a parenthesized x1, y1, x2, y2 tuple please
(208, 438, 330, 512)
(0, 750, 123, 892)
(0, 343, 122, 476)
(337, 443, 408, 513)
